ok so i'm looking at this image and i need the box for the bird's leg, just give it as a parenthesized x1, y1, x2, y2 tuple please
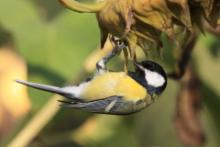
(96, 39, 126, 73)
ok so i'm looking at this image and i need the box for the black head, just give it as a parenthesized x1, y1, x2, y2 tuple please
(132, 60, 167, 96)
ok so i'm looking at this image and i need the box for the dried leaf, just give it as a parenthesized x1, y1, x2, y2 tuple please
(0, 47, 31, 137)
(59, 0, 106, 13)
(175, 65, 205, 146)
(0, 48, 31, 117)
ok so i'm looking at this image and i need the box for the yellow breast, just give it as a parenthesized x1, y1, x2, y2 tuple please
(80, 72, 147, 101)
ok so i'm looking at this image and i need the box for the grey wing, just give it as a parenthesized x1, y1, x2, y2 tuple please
(59, 96, 137, 115)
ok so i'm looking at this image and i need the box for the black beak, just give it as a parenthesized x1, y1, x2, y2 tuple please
(133, 61, 143, 70)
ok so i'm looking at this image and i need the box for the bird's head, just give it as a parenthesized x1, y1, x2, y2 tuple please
(133, 60, 167, 96)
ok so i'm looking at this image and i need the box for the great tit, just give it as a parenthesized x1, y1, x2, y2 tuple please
(16, 43, 167, 115)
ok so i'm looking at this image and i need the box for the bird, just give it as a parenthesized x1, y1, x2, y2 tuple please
(16, 43, 167, 115)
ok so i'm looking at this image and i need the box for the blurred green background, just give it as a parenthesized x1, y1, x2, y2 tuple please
(0, 0, 220, 147)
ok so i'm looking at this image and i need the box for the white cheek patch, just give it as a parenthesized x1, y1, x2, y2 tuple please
(144, 69, 165, 87)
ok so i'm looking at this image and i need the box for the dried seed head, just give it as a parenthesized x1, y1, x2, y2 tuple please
(60, 0, 220, 59)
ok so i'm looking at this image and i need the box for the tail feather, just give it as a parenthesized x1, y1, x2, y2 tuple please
(15, 79, 75, 99)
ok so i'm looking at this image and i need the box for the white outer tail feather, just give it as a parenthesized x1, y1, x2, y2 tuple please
(15, 79, 79, 99)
